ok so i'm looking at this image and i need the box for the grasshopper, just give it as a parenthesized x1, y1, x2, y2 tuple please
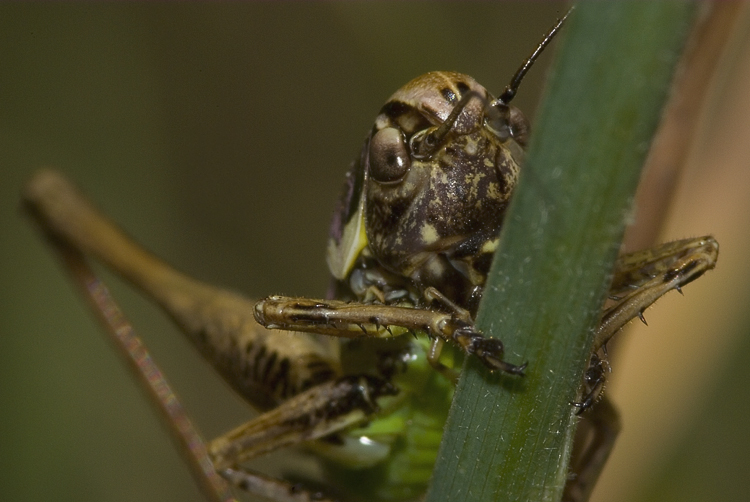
(23, 10, 718, 502)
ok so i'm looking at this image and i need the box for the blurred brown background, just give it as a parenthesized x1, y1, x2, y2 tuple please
(1, 4, 748, 502)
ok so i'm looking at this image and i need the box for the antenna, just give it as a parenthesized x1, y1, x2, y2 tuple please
(497, 8, 572, 106)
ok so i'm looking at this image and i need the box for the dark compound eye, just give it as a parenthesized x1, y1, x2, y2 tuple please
(485, 104, 530, 147)
(484, 103, 511, 142)
(508, 106, 531, 147)
(369, 127, 411, 183)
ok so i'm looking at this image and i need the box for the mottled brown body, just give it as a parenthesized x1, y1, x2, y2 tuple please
(21, 10, 720, 502)
(329, 72, 528, 313)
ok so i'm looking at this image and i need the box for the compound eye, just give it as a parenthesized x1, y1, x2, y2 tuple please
(508, 106, 530, 147)
(484, 103, 511, 142)
(369, 127, 411, 183)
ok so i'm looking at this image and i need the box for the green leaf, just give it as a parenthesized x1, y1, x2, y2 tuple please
(426, 3, 697, 502)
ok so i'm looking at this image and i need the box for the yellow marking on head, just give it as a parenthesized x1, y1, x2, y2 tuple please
(464, 172, 485, 200)
(487, 182, 500, 200)
(481, 239, 499, 254)
(421, 224, 439, 245)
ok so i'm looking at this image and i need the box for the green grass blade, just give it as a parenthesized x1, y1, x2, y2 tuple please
(426, 3, 697, 502)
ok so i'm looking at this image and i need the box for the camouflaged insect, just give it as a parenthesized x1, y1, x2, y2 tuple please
(24, 10, 719, 502)
(327, 72, 529, 315)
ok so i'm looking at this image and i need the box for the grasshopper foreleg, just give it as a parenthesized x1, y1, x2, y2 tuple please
(254, 295, 526, 375)
(566, 236, 718, 502)
(595, 236, 719, 353)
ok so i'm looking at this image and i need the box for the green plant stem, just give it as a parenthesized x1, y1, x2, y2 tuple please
(426, 3, 698, 502)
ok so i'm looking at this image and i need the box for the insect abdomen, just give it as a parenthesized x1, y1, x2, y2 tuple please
(327, 338, 456, 501)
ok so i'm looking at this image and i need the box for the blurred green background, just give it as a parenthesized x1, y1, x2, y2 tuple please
(1, 4, 748, 502)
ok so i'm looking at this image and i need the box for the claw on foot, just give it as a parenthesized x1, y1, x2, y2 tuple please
(455, 330, 526, 376)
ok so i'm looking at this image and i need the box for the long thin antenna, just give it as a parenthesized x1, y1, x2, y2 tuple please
(497, 8, 573, 106)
